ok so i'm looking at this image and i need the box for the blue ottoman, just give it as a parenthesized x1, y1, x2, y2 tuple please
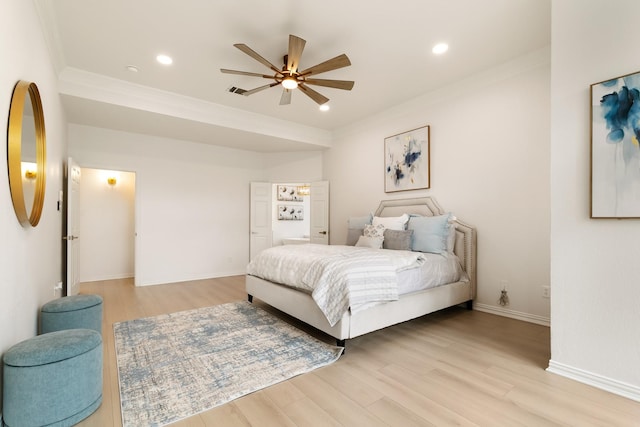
(40, 294, 103, 334)
(2, 329, 102, 427)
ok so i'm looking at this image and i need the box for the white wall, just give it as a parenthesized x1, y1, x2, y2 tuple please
(0, 0, 67, 411)
(78, 168, 135, 282)
(263, 150, 324, 182)
(549, 0, 640, 399)
(68, 124, 267, 286)
(325, 48, 551, 323)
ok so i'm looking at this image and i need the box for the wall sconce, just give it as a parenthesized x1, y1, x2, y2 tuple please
(297, 184, 310, 196)
(21, 162, 37, 181)
(24, 169, 37, 180)
(107, 176, 117, 186)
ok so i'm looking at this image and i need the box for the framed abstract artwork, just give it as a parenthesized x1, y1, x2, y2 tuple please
(591, 71, 640, 218)
(276, 185, 302, 201)
(384, 125, 430, 193)
(278, 205, 304, 220)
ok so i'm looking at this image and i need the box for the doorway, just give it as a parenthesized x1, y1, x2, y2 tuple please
(249, 181, 329, 261)
(65, 162, 136, 294)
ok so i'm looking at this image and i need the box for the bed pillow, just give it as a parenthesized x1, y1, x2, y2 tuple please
(348, 213, 373, 229)
(355, 235, 384, 249)
(372, 213, 409, 230)
(383, 229, 413, 250)
(407, 213, 451, 254)
(346, 228, 364, 246)
(363, 223, 386, 238)
(346, 213, 373, 245)
(447, 222, 457, 253)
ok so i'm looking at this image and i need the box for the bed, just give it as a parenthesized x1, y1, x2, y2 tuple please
(245, 197, 477, 347)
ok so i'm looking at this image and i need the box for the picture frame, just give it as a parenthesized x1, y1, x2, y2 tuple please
(276, 185, 302, 201)
(384, 125, 430, 193)
(591, 70, 640, 218)
(278, 205, 304, 220)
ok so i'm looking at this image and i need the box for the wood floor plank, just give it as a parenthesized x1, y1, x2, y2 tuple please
(338, 358, 477, 426)
(262, 381, 306, 409)
(74, 277, 640, 427)
(289, 372, 389, 427)
(198, 403, 251, 426)
(312, 362, 385, 407)
(367, 397, 437, 427)
(281, 397, 343, 427)
(232, 392, 297, 427)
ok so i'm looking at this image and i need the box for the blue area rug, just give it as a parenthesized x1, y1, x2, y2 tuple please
(114, 301, 343, 426)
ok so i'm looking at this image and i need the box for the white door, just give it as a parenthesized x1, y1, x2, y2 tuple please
(310, 181, 329, 245)
(65, 158, 81, 296)
(250, 182, 272, 260)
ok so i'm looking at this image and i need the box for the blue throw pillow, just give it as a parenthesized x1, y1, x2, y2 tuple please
(407, 213, 451, 254)
(348, 213, 373, 229)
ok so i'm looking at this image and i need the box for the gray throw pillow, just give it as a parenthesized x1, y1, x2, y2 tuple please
(383, 229, 413, 250)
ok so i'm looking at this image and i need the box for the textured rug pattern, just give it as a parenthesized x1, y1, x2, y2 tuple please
(114, 301, 343, 426)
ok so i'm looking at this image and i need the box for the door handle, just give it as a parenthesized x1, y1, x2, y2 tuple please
(319, 231, 327, 235)
(63, 235, 79, 240)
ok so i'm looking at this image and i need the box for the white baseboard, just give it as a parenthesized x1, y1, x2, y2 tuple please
(473, 303, 550, 326)
(547, 360, 640, 402)
(81, 273, 134, 283)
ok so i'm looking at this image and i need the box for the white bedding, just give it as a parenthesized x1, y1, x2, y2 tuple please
(246, 244, 466, 326)
(396, 252, 467, 295)
(246, 244, 424, 292)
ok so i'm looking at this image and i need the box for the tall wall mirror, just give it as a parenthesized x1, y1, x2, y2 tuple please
(7, 80, 46, 227)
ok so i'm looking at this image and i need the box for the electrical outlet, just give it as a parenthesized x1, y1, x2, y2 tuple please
(542, 286, 550, 298)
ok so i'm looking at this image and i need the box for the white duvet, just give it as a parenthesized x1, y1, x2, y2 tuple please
(246, 244, 425, 325)
(247, 244, 424, 290)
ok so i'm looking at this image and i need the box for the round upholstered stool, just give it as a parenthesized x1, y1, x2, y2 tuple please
(2, 329, 103, 427)
(40, 294, 103, 334)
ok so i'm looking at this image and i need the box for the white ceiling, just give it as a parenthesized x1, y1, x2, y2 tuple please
(35, 0, 550, 152)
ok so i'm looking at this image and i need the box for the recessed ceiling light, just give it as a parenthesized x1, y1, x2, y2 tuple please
(319, 104, 330, 112)
(125, 65, 139, 72)
(156, 54, 173, 65)
(432, 43, 449, 55)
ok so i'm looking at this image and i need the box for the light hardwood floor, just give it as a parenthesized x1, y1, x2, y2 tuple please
(77, 276, 640, 426)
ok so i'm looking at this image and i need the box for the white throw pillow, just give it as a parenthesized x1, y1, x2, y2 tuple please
(372, 214, 409, 231)
(355, 235, 384, 249)
(363, 223, 385, 238)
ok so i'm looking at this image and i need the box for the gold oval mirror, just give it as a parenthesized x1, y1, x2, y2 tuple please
(7, 80, 46, 227)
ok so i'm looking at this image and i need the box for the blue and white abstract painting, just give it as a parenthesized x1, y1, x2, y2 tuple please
(591, 71, 640, 217)
(385, 125, 430, 192)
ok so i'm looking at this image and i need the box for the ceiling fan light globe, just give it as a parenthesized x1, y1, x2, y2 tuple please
(282, 78, 298, 90)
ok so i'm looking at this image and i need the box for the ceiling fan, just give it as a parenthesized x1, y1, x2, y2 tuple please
(221, 34, 354, 106)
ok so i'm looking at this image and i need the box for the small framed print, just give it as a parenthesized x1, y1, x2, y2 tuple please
(278, 205, 304, 220)
(276, 185, 303, 201)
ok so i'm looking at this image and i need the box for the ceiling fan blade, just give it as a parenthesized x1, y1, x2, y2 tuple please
(299, 54, 351, 76)
(298, 84, 329, 105)
(280, 89, 292, 105)
(243, 82, 279, 96)
(234, 43, 281, 73)
(304, 78, 354, 91)
(287, 35, 306, 73)
(220, 69, 274, 78)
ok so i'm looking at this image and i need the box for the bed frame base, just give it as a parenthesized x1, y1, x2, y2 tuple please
(246, 274, 473, 344)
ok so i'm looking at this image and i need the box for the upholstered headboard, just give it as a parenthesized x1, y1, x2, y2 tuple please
(375, 197, 477, 300)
